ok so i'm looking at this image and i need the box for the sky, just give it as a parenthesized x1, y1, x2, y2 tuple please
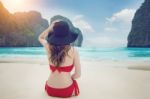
(1, 0, 145, 47)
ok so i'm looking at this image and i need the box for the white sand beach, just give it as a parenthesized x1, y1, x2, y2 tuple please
(0, 57, 150, 99)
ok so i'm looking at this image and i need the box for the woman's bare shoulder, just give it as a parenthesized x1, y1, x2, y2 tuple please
(69, 47, 79, 56)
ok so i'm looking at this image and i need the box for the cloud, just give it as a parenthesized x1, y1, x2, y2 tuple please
(93, 8, 137, 47)
(84, 36, 126, 47)
(104, 8, 136, 33)
(104, 27, 118, 33)
(72, 15, 94, 33)
(106, 9, 136, 24)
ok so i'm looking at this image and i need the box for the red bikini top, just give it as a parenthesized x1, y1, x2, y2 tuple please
(50, 64, 74, 73)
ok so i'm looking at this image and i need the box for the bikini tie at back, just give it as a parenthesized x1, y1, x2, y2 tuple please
(50, 64, 74, 73)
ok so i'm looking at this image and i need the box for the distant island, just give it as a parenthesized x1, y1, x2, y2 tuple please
(128, 0, 150, 47)
(0, 1, 83, 47)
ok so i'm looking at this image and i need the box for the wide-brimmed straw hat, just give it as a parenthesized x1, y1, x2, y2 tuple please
(47, 21, 78, 45)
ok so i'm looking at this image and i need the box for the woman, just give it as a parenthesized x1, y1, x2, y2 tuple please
(38, 20, 81, 98)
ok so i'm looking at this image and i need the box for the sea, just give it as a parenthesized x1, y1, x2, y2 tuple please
(0, 47, 150, 61)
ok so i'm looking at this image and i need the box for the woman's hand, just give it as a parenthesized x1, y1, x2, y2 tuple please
(38, 22, 54, 40)
(38, 20, 60, 45)
(47, 22, 54, 33)
(38, 23, 53, 46)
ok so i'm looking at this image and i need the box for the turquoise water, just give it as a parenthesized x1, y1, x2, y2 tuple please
(0, 47, 150, 61)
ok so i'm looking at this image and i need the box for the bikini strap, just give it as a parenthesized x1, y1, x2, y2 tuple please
(50, 65, 74, 73)
(72, 79, 80, 96)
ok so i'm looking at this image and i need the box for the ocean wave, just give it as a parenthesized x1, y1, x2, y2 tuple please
(0, 47, 150, 61)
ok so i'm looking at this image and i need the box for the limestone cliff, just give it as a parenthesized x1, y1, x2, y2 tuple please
(127, 0, 150, 47)
(0, 1, 49, 47)
(0, 1, 83, 47)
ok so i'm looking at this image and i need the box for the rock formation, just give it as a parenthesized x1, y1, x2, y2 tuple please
(0, 1, 49, 47)
(127, 0, 150, 47)
(0, 2, 83, 47)
(50, 15, 83, 47)
(0, 1, 83, 47)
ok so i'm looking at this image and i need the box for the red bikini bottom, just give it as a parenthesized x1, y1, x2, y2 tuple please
(45, 79, 79, 98)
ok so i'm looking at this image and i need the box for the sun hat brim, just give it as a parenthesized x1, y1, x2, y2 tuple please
(47, 31, 78, 45)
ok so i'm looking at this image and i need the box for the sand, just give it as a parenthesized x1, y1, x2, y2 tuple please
(0, 57, 150, 99)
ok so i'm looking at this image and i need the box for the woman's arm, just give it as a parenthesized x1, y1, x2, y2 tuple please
(71, 48, 81, 79)
(38, 23, 54, 59)
(39, 20, 60, 45)
(38, 25, 53, 46)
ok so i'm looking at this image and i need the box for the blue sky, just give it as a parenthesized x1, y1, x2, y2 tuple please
(40, 0, 144, 47)
(1, 0, 144, 47)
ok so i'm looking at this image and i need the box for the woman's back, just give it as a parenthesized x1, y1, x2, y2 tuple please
(47, 47, 78, 88)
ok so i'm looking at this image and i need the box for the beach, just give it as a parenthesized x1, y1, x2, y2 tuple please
(1, 0, 150, 98)
(0, 57, 150, 99)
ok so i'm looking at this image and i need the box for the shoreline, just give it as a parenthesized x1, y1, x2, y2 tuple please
(0, 57, 150, 70)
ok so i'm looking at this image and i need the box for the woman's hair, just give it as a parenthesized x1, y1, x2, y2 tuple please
(49, 44, 71, 67)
